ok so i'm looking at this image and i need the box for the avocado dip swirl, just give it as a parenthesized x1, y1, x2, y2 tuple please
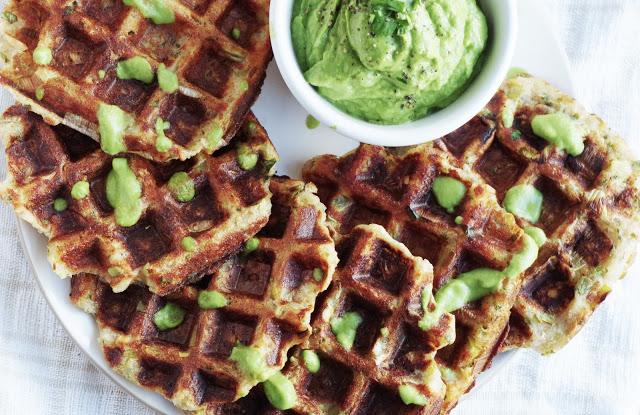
(291, 0, 488, 125)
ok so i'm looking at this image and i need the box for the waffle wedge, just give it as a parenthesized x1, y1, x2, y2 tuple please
(279, 224, 455, 414)
(1, 105, 278, 294)
(303, 145, 532, 413)
(0, 0, 271, 161)
(436, 74, 640, 354)
(70, 176, 339, 410)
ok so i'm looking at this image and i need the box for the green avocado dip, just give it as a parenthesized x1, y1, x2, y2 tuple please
(291, 0, 488, 125)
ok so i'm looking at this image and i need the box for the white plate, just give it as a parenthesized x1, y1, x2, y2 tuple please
(8, 1, 576, 414)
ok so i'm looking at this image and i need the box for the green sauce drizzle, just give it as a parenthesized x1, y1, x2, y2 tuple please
(230, 344, 271, 382)
(398, 384, 428, 406)
(301, 350, 320, 373)
(305, 115, 320, 130)
(122, 0, 175, 24)
(71, 180, 90, 200)
(155, 118, 172, 152)
(116, 56, 154, 84)
(237, 144, 258, 171)
(330, 311, 363, 350)
(198, 290, 228, 309)
(167, 172, 195, 202)
(531, 112, 585, 156)
(154, 302, 185, 330)
(157, 63, 178, 93)
(420, 234, 539, 330)
(524, 226, 547, 248)
(32, 46, 52, 65)
(205, 125, 223, 152)
(106, 158, 143, 227)
(432, 177, 466, 213)
(97, 103, 130, 155)
(53, 198, 68, 212)
(181, 236, 197, 252)
(264, 372, 297, 410)
(503, 184, 543, 223)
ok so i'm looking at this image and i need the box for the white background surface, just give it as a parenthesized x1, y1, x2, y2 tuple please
(0, 0, 639, 414)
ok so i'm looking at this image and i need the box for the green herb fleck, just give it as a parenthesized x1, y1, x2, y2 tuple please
(312, 267, 323, 282)
(3, 11, 17, 23)
(35, 86, 45, 101)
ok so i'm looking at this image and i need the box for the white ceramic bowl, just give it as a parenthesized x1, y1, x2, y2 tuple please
(270, 0, 518, 147)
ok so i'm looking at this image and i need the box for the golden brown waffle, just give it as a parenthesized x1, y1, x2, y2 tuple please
(0, 0, 271, 161)
(303, 146, 531, 413)
(69, 177, 339, 411)
(435, 74, 640, 354)
(1, 105, 278, 295)
(281, 224, 456, 414)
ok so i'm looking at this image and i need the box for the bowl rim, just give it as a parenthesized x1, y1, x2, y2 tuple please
(270, 0, 518, 147)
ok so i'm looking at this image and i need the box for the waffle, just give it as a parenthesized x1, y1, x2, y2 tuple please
(280, 224, 456, 414)
(303, 145, 531, 412)
(69, 176, 339, 410)
(1, 105, 278, 295)
(434, 74, 640, 354)
(0, 0, 271, 162)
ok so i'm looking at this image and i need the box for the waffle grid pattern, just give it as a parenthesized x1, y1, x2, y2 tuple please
(283, 224, 455, 415)
(303, 149, 528, 412)
(1, 105, 277, 294)
(70, 177, 339, 411)
(436, 75, 640, 353)
(0, 0, 271, 161)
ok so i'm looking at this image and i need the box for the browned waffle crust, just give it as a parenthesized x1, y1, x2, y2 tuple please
(435, 75, 640, 354)
(0, 0, 271, 161)
(303, 145, 530, 413)
(69, 176, 339, 410)
(1, 105, 278, 294)
(281, 224, 455, 415)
